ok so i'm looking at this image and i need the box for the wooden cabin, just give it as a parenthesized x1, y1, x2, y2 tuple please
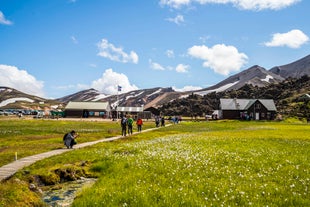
(219, 99, 277, 120)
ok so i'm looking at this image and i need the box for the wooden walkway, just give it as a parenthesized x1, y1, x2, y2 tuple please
(0, 127, 159, 182)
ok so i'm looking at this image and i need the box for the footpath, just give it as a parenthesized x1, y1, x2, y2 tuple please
(0, 127, 159, 182)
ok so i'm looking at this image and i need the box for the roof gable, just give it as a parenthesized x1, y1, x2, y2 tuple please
(220, 99, 276, 111)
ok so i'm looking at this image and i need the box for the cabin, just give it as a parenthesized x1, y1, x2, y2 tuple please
(64, 101, 111, 118)
(219, 99, 277, 120)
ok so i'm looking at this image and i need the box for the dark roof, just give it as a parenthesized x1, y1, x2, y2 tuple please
(220, 99, 277, 111)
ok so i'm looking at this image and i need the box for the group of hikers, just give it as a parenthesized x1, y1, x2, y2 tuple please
(62, 115, 183, 149)
(155, 116, 165, 127)
(120, 116, 143, 136)
(63, 116, 144, 148)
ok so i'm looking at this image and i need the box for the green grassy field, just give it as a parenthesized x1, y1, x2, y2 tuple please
(0, 118, 154, 167)
(0, 120, 309, 206)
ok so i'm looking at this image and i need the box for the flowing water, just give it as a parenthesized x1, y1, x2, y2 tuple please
(42, 178, 97, 207)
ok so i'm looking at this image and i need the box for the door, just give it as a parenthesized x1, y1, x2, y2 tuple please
(255, 113, 259, 120)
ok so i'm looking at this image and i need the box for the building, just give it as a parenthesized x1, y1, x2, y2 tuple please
(219, 98, 277, 120)
(114, 106, 151, 119)
(64, 101, 111, 118)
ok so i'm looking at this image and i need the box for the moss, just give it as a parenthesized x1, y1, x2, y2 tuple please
(0, 179, 46, 207)
(35, 162, 94, 186)
(39, 172, 60, 185)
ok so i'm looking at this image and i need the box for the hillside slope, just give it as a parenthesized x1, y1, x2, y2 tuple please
(270, 55, 310, 78)
(0, 87, 61, 109)
(159, 76, 310, 119)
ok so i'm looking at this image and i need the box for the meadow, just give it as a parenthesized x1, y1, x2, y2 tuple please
(0, 119, 309, 206)
(0, 118, 154, 167)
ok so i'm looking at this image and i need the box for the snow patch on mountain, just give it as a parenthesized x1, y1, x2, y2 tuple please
(195, 81, 239, 96)
(0, 97, 34, 107)
(146, 88, 162, 97)
(126, 91, 144, 100)
(92, 94, 107, 101)
(261, 75, 274, 82)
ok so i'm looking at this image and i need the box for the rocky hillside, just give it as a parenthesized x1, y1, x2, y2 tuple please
(194, 65, 284, 96)
(270, 54, 310, 79)
(55, 88, 107, 103)
(159, 75, 310, 119)
(0, 87, 62, 109)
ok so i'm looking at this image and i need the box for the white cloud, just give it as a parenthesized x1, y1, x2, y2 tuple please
(149, 59, 166, 70)
(264, 29, 309, 48)
(166, 15, 185, 25)
(97, 39, 139, 64)
(234, 0, 301, 10)
(149, 59, 190, 73)
(159, 0, 300, 10)
(160, 0, 191, 9)
(188, 44, 248, 75)
(91, 68, 138, 94)
(166, 49, 175, 58)
(173, 85, 202, 92)
(0, 64, 45, 97)
(71, 36, 78, 44)
(0, 11, 13, 25)
(176, 64, 190, 73)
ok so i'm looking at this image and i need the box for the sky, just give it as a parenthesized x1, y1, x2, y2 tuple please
(0, 0, 309, 99)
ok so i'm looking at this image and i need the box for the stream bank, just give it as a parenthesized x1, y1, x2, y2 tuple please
(42, 177, 97, 207)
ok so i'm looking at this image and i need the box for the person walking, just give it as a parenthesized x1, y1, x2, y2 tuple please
(127, 116, 134, 135)
(155, 116, 160, 127)
(136, 117, 143, 132)
(63, 130, 78, 149)
(161, 116, 165, 127)
(121, 116, 127, 136)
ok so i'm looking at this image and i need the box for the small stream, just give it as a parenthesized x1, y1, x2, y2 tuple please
(42, 178, 97, 207)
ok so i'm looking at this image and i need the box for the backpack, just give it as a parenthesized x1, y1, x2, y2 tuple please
(121, 118, 127, 125)
(137, 119, 142, 125)
(63, 133, 68, 141)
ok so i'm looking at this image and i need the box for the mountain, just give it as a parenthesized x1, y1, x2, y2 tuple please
(270, 54, 310, 78)
(55, 87, 185, 109)
(99, 87, 183, 109)
(55, 88, 107, 103)
(54, 65, 285, 108)
(194, 65, 284, 96)
(0, 86, 62, 109)
(1, 54, 310, 110)
(159, 75, 310, 119)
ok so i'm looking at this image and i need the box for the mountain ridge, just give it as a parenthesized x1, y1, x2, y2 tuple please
(1, 54, 310, 110)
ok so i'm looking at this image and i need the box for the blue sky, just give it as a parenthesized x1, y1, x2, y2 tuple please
(0, 0, 309, 98)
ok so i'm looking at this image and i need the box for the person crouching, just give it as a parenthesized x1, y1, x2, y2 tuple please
(63, 130, 78, 149)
